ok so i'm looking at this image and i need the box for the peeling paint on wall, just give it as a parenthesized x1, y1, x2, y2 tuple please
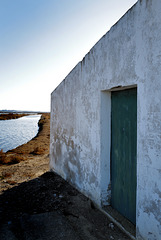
(50, 1, 161, 239)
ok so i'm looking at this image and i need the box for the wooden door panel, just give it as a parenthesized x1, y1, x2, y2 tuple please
(111, 88, 137, 224)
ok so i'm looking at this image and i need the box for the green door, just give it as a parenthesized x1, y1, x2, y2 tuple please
(111, 88, 137, 224)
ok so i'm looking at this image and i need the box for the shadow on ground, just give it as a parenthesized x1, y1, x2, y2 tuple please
(0, 171, 129, 240)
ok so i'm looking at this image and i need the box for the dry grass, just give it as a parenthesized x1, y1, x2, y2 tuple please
(30, 147, 45, 155)
(0, 149, 24, 165)
(0, 172, 12, 180)
(3, 172, 12, 178)
(0, 149, 6, 164)
(5, 180, 17, 185)
(0, 113, 28, 121)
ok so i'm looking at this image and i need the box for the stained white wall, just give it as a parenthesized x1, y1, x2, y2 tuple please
(50, 1, 161, 239)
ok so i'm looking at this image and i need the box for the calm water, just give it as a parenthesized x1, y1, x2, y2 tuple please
(0, 115, 41, 152)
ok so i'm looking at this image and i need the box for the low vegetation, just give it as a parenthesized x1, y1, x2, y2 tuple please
(30, 147, 45, 155)
(0, 149, 24, 165)
(0, 113, 29, 121)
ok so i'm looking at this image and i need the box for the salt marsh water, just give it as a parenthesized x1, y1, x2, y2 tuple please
(0, 115, 41, 152)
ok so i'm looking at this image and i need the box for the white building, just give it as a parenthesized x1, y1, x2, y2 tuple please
(50, 0, 161, 239)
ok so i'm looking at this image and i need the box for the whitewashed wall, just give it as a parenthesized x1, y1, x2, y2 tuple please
(50, 1, 161, 239)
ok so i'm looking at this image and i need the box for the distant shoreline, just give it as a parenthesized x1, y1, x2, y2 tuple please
(0, 111, 49, 121)
(0, 113, 29, 121)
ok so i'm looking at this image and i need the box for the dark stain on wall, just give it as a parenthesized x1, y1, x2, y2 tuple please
(144, 186, 161, 223)
(52, 127, 83, 187)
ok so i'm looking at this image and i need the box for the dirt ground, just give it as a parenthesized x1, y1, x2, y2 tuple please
(0, 113, 131, 239)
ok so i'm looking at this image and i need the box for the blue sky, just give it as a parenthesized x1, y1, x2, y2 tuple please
(0, 0, 137, 112)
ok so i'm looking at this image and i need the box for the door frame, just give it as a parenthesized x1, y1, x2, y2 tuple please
(100, 85, 137, 216)
(111, 87, 137, 224)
